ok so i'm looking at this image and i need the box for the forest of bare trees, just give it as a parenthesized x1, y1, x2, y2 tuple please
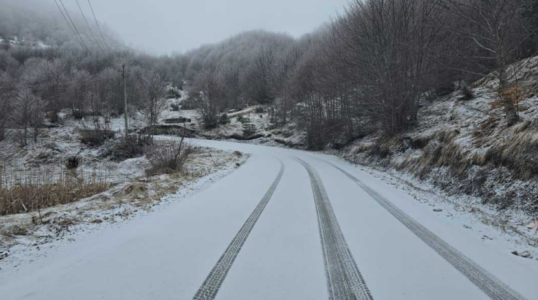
(179, 0, 537, 149)
(0, 0, 537, 150)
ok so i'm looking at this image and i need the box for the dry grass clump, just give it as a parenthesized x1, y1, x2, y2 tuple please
(434, 129, 459, 144)
(0, 167, 109, 216)
(436, 143, 464, 167)
(368, 137, 400, 159)
(410, 135, 433, 149)
(485, 131, 538, 180)
(473, 117, 499, 146)
(369, 142, 392, 159)
(467, 151, 487, 166)
(399, 130, 466, 178)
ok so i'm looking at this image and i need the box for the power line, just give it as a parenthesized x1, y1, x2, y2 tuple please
(75, 0, 104, 52)
(87, 0, 112, 50)
(53, 0, 82, 48)
(59, 0, 91, 54)
(58, 0, 92, 56)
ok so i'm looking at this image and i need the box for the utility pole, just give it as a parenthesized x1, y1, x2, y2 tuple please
(122, 63, 129, 137)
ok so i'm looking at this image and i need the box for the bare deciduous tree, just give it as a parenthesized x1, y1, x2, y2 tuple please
(65, 70, 91, 115)
(436, 0, 537, 125)
(0, 73, 14, 141)
(139, 70, 167, 135)
(332, 0, 447, 135)
(11, 86, 44, 146)
(192, 72, 225, 129)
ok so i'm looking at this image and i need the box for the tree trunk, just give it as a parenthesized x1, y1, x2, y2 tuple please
(23, 125, 28, 147)
(498, 69, 519, 126)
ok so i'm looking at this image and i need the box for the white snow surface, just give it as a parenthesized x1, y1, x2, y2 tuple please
(0, 139, 537, 300)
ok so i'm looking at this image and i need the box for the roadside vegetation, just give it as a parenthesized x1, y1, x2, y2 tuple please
(182, 0, 537, 150)
(145, 135, 193, 177)
(0, 165, 109, 216)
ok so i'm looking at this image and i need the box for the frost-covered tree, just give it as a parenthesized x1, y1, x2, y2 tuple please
(0, 73, 14, 141)
(522, 0, 538, 55)
(191, 72, 225, 129)
(183, 30, 295, 107)
(65, 70, 91, 115)
(11, 86, 45, 146)
(138, 70, 167, 132)
(0, 50, 18, 73)
(435, 0, 536, 126)
(332, 0, 447, 135)
(20, 58, 67, 122)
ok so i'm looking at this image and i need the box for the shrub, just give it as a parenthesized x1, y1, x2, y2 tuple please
(490, 84, 525, 112)
(255, 107, 265, 114)
(242, 120, 256, 137)
(237, 115, 246, 123)
(461, 86, 475, 100)
(66, 156, 81, 170)
(145, 140, 193, 176)
(369, 143, 391, 159)
(200, 114, 219, 129)
(72, 110, 88, 120)
(501, 84, 525, 110)
(219, 114, 230, 125)
(170, 103, 180, 111)
(79, 129, 115, 147)
(110, 135, 152, 161)
(48, 111, 60, 124)
(180, 97, 198, 110)
(167, 88, 181, 99)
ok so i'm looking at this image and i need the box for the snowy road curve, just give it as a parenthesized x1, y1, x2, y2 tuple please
(0, 139, 536, 300)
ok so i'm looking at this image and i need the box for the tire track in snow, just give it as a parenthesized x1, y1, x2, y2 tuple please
(325, 160, 526, 300)
(192, 159, 285, 300)
(294, 157, 373, 300)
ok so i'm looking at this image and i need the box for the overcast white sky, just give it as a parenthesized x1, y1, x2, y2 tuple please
(73, 0, 350, 55)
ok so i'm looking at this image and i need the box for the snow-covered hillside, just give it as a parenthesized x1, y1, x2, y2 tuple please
(0, 36, 51, 49)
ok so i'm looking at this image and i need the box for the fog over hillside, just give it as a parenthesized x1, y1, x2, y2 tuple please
(75, 0, 350, 54)
(0, 0, 120, 50)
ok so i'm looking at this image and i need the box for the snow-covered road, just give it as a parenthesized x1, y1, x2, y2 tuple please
(1, 139, 537, 300)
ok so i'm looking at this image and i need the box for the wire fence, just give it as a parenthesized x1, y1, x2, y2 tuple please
(0, 162, 110, 190)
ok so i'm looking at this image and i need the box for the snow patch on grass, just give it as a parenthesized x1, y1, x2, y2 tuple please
(0, 147, 248, 271)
